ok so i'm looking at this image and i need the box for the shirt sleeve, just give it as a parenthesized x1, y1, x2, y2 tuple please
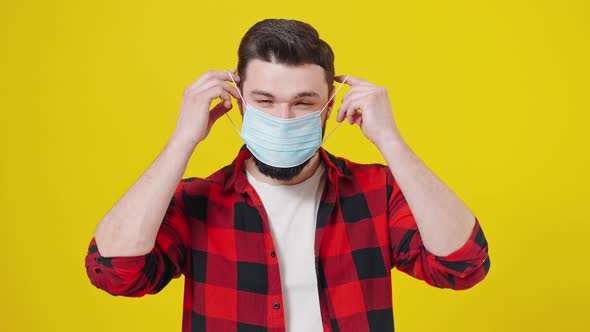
(386, 169, 491, 290)
(84, 179, 190, 297)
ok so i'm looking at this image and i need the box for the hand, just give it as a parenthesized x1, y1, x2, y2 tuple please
(171, 69, 241, 146)
(335, 75, 403, 149)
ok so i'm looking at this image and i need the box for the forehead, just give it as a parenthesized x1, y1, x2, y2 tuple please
(242, 59, 329, 99)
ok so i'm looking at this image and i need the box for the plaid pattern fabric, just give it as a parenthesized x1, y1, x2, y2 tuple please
(85, 145, 490, 331)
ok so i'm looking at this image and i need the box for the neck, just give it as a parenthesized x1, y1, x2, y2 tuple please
(245, 151, 322, 186)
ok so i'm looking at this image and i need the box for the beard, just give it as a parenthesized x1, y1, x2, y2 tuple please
(252, 155, 313, 181)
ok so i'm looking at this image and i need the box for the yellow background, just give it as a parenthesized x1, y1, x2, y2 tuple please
(1, 0, 588, 331)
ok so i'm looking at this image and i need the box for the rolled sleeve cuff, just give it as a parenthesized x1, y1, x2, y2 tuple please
(425, 216, 490, 278)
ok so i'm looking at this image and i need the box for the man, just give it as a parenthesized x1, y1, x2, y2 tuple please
(85, 18, 490, 332)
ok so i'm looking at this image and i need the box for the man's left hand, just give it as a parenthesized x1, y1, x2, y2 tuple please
(334, 75, 403, 149)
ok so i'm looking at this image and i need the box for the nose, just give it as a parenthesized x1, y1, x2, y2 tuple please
(277, 103, 296, 119)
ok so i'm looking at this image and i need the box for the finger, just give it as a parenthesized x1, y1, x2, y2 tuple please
(188, 72, 241, 96)
(191, 78, 222, 95)
(198, 81, 242, 102)
(336, 98, 350, 122)
(346, 106, 362, 124)
(334, 75, 371, 86)
(202, 85, 231, 108)
(337, 99, 354, 122)
(224, 69, 241, 85)
(341, 89, 371, 105)
(337, 94, 366, 122)
(337, 96, 361, 124)
(188, 69, 240, 92)
(220, 81, 242, 101)
(202, 69, 240, 84)
(192, 79, 241, 100)
(219, 90, 231, 108)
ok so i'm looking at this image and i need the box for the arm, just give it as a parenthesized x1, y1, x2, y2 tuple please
(380, 136, 478, 257)
(93, 137, 195, 258)
(84, 69, 242, 296)
(85, 170, 190, 296)
(333, 75, 490, 289)
(386, 167, 490, 290)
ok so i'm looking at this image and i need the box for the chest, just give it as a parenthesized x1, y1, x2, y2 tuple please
(187, 185, 392, 281)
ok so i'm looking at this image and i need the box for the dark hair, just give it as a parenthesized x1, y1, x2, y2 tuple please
(237, 19, 335, 92)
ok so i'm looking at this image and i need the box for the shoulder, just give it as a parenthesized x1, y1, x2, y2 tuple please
(325, 150, 390, 179)
(324, 151, 392, 194)
(179, 164, 232, 195)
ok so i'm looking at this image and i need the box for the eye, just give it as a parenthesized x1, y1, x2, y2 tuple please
(257, 100, 272, 104)
(296, 102, 313, 106)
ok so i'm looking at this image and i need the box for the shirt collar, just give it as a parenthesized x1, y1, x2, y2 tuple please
(221, 144, 348, 194)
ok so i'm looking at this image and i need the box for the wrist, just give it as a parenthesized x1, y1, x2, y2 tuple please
(168, 132, 200, 153)
(374, 129, 405, 151)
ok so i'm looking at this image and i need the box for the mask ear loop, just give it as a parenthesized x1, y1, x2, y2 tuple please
(225, 71, 244, 135)
(322, 75, 350, 144)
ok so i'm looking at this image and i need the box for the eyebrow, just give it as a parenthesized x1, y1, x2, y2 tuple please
(250, 89, 320, 99)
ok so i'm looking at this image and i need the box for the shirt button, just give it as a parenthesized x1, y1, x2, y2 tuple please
(273, 302, 280, 309)
(270, 251, 276, 257)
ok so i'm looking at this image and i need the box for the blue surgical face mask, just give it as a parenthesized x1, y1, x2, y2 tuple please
(226, 71, 349, 168)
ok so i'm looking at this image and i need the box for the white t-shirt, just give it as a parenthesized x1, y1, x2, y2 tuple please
(246, 163, 326, 332)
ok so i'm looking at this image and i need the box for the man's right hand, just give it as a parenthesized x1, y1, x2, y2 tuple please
(172, 69, 241, 146)
(91, 70, 241, 260)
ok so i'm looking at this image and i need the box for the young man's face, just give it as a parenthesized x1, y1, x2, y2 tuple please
(239, 59, 334, 127)
(238, 58, 335, 179)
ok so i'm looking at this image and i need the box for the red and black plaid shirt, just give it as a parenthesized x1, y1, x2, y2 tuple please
(85, 145, 490, 331)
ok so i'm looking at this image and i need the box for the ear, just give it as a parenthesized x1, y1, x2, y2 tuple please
(238, 98, 244, 116)
(324, 84, 337, 119)
(326, 98, 335, 119)
(237, 84, 244, 116)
